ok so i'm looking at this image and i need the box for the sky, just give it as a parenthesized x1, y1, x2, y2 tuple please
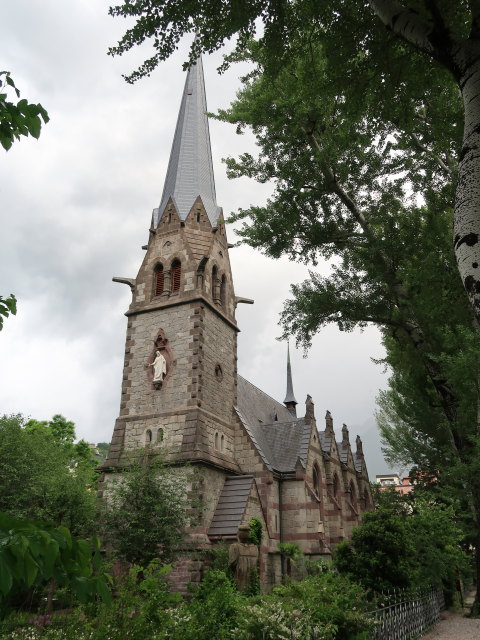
(0, 1, 392, 477)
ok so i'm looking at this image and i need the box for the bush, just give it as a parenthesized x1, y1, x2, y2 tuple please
(333, 489, 469, 595)
(257, 567, 374, 640)
(101, 452, 193, 566)
(157, 570, 243, 640)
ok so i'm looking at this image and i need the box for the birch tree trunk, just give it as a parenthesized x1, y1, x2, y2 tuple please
(370, 0, 480, 609)
(454, 43, 480, 317)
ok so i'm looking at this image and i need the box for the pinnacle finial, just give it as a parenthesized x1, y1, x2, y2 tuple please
(284, 342, 298, 416)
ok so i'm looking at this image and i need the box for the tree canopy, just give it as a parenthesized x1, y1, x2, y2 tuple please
(0, 415, 97, 536)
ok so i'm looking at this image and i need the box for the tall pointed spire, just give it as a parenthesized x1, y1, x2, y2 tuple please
(155, 55, 222, 227)
(284, 343, 298, 416)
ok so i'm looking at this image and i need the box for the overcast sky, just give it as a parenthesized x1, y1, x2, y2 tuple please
(1, 0, 392, 477)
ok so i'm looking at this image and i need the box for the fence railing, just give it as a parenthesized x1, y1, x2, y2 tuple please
(369, 587, 445, 640)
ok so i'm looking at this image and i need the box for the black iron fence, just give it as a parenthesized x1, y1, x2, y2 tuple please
(369, 587, 445, 640)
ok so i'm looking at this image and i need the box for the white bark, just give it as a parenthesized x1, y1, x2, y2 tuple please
(369, 0, 437, 57)
(454, 43, 480, 320)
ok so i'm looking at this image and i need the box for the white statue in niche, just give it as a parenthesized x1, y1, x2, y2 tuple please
(150, 350, 167, 382)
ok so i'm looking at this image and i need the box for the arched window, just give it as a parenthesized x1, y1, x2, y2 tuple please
(312, 463, 320, 496)
(332, 473, 339, 498)
(171, 260, 181, 292)
(363, 487, 369, 509)
(350, 480, 357, 508)
(220, 274, 226, 307)
(145, 429, 152, 444)
(214, 432, 219, 450)
(212, 265, 219, 302)
(157, 428, 164, 442)
(154, 264, 164, 296)
(220, 434, 225, 451)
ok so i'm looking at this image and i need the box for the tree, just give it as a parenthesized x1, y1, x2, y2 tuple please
(107, 2, 480, 325)
(0, 415, 97, 536)
(0, 72, 49, 151)
(102, 452, 192, 566)
(218, 36, 480, 603)
(333, 489, 468, 598)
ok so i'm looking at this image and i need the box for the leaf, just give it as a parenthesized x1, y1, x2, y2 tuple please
(42, 540, 59, 579)
(95, 576, 112, 604)
(24, 552, 39, 587)
(70, 576, 91, 603)
(27, 115, 41, 139)
(0, 555, 13, 595)
(16, 98, 29, 115)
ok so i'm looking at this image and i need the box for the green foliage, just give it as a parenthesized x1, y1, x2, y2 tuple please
(25, 415, 75, 447)
(83, 562, 180, 640)
(277, 543, 302, 560)
(162, 570, 241, 640)
(248, 517, 263, 546)
(0, 295, 16, 331)
(0, 72, 49, 150)
(1, 562, 177, 640)
(0, 415, 97, 536)
(246, 565, 260, 597)
(203, 544, 232, 575)
(0, 514, 111, 619)
(102, 452, 191, 566)
(236, 567, 374, 640)
(333, 489, 468, 595)
(0, 563, 374, 640)
(95, 443, 109, 462)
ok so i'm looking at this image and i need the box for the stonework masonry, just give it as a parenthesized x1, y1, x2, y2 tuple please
(100, 53, 373, 592)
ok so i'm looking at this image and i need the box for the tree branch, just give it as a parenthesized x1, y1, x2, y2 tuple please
(410, 132, 453, 176)
(369, 0, 455, 72)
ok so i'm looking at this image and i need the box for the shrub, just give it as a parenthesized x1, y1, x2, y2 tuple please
(101, 452, 192, 566)
(333, 489, 469, 595)
(157, 570, 243, 640)
(248, 518, 263, 546)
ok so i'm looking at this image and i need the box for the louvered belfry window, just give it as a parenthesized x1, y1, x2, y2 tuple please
(171, 260, 181, 292)
(154, 265, 164, 296)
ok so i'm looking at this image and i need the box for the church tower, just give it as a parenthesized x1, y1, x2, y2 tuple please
(102, 56, 240, 475)
(100, 53, 374, 590)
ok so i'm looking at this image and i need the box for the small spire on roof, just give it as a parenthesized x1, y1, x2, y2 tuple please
(325, 410, 333, 432)
(356, 435, 364, 456)
(283, 342, 298, 416)
(305, 395, 315, 423)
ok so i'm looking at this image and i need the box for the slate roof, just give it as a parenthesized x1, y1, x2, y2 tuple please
(319, 430, 334, 455)
(236, 376, 311, 473)
(208, 475, 254, 537)
(154, 55, 222, 227)
(353, 452, 363, 473)
(337, 441, 349, 465)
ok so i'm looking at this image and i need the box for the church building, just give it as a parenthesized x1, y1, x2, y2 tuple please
(99, 55, 372, 589)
